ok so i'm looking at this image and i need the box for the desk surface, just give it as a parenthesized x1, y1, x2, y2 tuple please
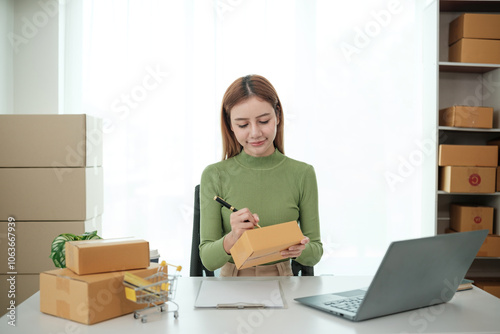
(1, 276, 500, 334)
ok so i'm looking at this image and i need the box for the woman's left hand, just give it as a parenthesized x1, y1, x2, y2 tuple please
(281, 236, 310, 258)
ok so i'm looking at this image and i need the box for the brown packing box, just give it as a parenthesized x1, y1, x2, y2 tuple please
(439, 106, 493, 129)
(0, 114, 103, 167)
(449, 13, 500, 46)
(0, 274, 39, 317)
(438, 145, 497, 167)
(477, 234, 500, 257)
(230, 221, 304, 270)
(0, 217, 102, 274)
(488, 139, 500, 166)
(446, 229, 500, 257)
(449, 204, 494, 234)
(40, 264, 164, 325)
(449, 38, 500, 64)
(65, 238, 150, 275)
(439, 166, 496, 193)
(475, 281, 500, 299)
(0, 167, 103, 221)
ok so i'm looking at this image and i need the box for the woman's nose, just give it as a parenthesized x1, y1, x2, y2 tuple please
(249, 123, 262, 137)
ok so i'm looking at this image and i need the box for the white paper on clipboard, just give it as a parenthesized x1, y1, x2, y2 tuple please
(194, 280, 285, 308)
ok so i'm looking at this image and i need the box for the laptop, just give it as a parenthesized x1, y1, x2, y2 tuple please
(295, 230, 488, 321)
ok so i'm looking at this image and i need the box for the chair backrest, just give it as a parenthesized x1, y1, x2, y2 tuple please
(292, 259, 314, 276)
(190, 185, 214, 277)
(190, 184, 314, 276)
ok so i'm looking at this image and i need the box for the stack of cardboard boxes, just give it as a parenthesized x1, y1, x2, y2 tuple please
(448, 13, 500, 64)
(0, 115, 104, 316)
(39, 238, 157, 325)
(438, 105, 500, 298)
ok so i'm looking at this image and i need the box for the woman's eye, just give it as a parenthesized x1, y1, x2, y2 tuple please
(259, 120, 270, 125)
(238, 124, 248, 128)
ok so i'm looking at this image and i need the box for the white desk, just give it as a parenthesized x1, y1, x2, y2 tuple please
(1, 276, 500, 334)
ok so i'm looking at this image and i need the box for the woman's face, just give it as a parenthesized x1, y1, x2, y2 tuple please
(230, 96, 279, 158)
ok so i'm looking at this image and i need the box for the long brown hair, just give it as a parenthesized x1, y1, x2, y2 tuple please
(221, 74, 284, 160)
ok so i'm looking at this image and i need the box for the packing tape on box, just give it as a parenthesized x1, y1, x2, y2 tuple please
(56, 276, 70, 294)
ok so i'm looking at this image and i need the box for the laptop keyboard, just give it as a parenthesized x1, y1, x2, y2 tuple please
(324, 296, 364, 313)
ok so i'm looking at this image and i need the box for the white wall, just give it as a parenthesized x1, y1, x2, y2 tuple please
(0, 0, 14, 114)
(12, 0, 60, 114)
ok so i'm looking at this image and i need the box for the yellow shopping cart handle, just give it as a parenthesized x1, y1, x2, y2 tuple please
(160, 260, 182, 272)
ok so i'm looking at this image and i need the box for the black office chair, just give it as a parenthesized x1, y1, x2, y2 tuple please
(189, 184, 314, 277)
(190, 185, 214, 277)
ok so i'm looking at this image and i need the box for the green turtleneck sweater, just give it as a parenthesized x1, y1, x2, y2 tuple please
(199, 149, 323, 271)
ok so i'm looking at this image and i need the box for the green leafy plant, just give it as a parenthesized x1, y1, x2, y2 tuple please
(50, 231, 102, 268)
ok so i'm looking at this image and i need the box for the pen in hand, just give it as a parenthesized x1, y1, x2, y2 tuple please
(214, 196, 262, 229)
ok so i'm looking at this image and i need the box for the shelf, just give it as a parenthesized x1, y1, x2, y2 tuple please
(438, 191, 500, 195)
(440, 1, 500, 12)
(439, 126, 500, 133)
(439, 61, 500, 73)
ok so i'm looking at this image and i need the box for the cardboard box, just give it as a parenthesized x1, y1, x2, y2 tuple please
(477, 234, 500, 258)
(0, 167, 103, 221)
(439, 166, 496, 193)
(449, 204, 494, 234)
(446, 229, 500, 257)
(438, 145, 498, 167)
(65, 238, 150, 275)
(449, 38, 500, 64)
(475, 281, 500, 298)
(0, 274, 39, 318)
(439, 106, 493, 129)
(488, 139, 500, 166)
(0, 114, 102, 167)
(449, 13, 500, 45)
(230, 221, 304, 270)
(0, 217, 102, 274)
(40, 264, 163, 324)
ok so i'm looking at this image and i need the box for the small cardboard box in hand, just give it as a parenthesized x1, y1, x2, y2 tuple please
(230, 221, 304, 270)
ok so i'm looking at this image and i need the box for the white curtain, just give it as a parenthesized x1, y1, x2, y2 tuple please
(78, 0, 426, 275)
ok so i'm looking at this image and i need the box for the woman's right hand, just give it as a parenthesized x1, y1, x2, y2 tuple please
(223, 208, 259, 254)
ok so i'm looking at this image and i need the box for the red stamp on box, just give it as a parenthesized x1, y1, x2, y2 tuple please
(474, 216, 482, 224)
(469, 174, 481, 186)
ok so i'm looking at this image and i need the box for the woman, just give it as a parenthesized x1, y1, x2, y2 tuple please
(199, 74, 323, 276)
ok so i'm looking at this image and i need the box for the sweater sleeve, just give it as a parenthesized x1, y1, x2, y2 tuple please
(295, 165, 323, 267)
(198, 165, 232, 271)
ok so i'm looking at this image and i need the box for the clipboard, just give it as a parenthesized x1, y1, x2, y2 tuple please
(194, 280, 286, 309)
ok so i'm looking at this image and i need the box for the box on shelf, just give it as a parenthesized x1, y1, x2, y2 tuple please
(449, 38, 500, 64)
(449, 204, 494, 234)
(0, 274, 39, 318)
(439, 166, 496, 193)
(0, 114, 102, 167)
(448, 13, 500, 46)
(230, 221, 304, 270)
(40, 264, 163, 325)
(439, 106, 493, 129)
(0, 167, 103, 221)
(446, 229, 500, 257)
(487, 139, 500, 166)
(65, 238, 150, 275)
(438, 145, 498, 167)
(474, 281, 500, 299)
(477, 234, 500, 258)
(0, 217, 102, 274)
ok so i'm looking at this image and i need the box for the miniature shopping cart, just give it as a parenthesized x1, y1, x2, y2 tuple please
(123, 261, 182, 323)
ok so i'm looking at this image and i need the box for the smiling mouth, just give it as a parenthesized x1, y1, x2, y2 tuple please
(249, 140, 266, 147)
